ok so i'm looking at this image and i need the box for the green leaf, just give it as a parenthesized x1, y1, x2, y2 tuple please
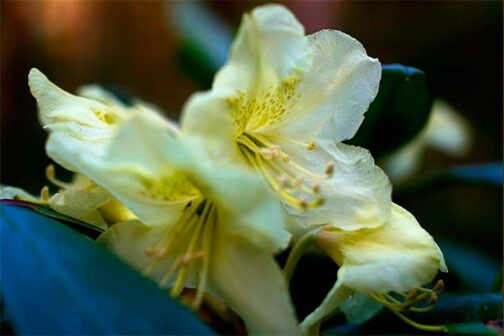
(444, 322, 499, 335)
(0, 204, 213, 335)
(349, 64, 432, 156)
(0, 199, 104, 238)
(438, 239, 501, 292)
(170, 2, 232, 88)
(421, 293, 503, 324)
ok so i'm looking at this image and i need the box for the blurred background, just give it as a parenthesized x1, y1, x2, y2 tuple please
(1, 0, 502, 331)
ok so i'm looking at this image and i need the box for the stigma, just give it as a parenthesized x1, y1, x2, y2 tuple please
(142, 197, 216, 310)
(236, 132, 329, 211)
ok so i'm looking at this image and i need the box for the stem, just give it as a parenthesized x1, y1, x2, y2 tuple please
(284, 227, 323, 288)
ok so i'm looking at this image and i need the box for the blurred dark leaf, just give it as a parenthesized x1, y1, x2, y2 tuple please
(439, 238, 501, 292)
(399, 163, 503, 197)
(492, 269, 503, 293)
(323, 293, 502, 335)
(0, 205, 213, 335)
(349, 64, 432, 156)
(0, 199, 104, 239)
(444, 322, 499, 335)
(170, 2, 232, 88)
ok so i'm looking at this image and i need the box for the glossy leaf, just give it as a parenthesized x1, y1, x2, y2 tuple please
(349, 64, 433, 156)
(444, 322, 499, 335)
(0, 199, 104, 239)
(0, 205, 213, 335)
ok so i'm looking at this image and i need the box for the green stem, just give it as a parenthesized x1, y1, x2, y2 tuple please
(284, 227, 323, 288)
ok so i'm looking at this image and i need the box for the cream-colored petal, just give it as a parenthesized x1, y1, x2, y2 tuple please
(44, 115, 195, 227)
(281, 140, 391, 231)
(213, 4, 311, 93)
(208, 227, 299, 335)
(194, 163, 290, 252)
(48, 186, 112, 229)
(97, 220, 191, 286)
(317, 203, 447, 294)
(263, 30, 381, 142)
(77, 84, 181, 137)
(29, 68, 123, 128)
(0, 186, 39, 201)
(180, 89, 245, 165)
(299, 281, 351, 333)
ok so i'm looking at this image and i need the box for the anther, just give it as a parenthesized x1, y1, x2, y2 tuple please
(280, 153, 290, 163)
(298, 198, 308, 210)
(325, 162, 334, 176)
(279, 176, 291, 189)
(416, 292, 428, 302)
(428, 293, 438, 305)
(307, 141, 316, 150)
(259, 148, 277, 160)
(145, 247, 157, 256)
(407, 288, 418, 301)
(432, 280, 444, 292)
(40, 186, 50, 200)
(312, 183, 321, 194)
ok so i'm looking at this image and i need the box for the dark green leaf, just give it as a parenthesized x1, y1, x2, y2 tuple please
(438, 239, 501, 292)
(0, 199, 104, 238)
(444, 322, 499, 335)
(0, 205, 213, 335)
(399, 163, 503, 197)
(170, 2, 232, 87)
(349, 64, 432, 156)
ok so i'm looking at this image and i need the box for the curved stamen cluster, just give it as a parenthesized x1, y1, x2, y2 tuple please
(370, 280, 445, 331)
(237, 132, 331, 211)
(143, 198, 216, 309)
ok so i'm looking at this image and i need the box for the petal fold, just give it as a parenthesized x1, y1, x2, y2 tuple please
(317, 203, 447, 294)
(213, 4, 312, 92)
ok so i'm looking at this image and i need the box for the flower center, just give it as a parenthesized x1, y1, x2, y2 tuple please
(142, 198, 216, 309)
(236, 132, 330, 211)
(227, 76, 301, 135)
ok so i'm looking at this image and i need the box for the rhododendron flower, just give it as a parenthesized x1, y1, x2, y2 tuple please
(181, 4, 391, 231)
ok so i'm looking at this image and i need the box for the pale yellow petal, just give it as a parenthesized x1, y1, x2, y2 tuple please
(282, 140, 392, 231)
(180, 89, 245, 165)
(213, 4, 311, 92)
(48, 186, 112, 229)
(317, 203, 447, 293)
(29, 68, 123, 128)
(299, 281, 351, 333)
(260, 29, 381, 142)
(208, 227, 299, 335)
(0, 186, 38, 201)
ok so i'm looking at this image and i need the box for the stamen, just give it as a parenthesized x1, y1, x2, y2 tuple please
(40, 186, 50, 201)
(312, 183, 320, 194)
(307, 141, 316, 150)
(46, 164, 73, 189)
(325, 162, 334, 177)
(369, 280, 446, 332)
